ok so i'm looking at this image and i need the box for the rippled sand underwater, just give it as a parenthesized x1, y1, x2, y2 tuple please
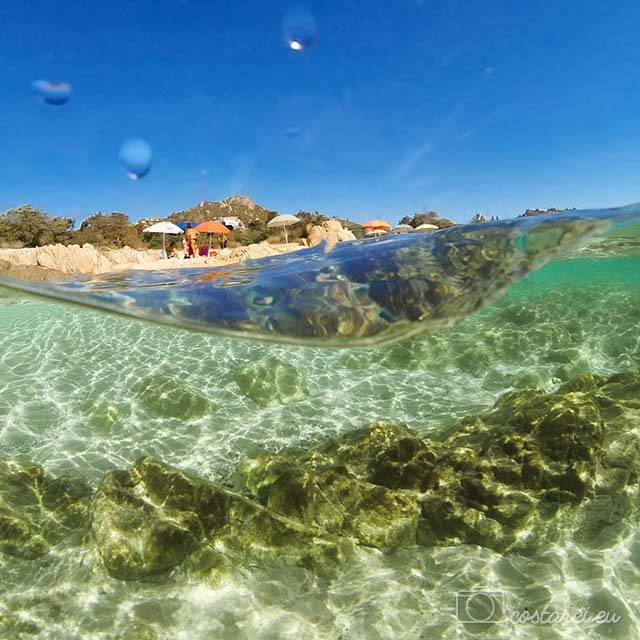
(1, 241, 640, 636)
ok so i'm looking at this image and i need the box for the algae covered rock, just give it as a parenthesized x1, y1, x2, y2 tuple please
(311, 422, 417, 480)
(85, 370, 640, 581)
(414, 372, 639, 552)
(237, 422, 425, 552)
(233, 356, 309, 407)
(91, 457, 353, 580)
(86, 401, 123, 429)
(135, 374, 210, 420)
(369, 436, 440, 491)
(7, 369, 638, 584)
(412, 396, 599, 549)
(0, 459, 92, 560)
(237, 450, 420, 552)
(91, 467, 205, 580)
(238, 371, 640, 556)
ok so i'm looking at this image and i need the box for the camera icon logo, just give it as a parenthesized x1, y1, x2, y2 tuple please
(455, 589, 507, 624)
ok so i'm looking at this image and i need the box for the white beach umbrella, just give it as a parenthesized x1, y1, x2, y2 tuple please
(412, 223, 439, 232)
(143, 221, 184, 254)
(267, 214, 301, 245)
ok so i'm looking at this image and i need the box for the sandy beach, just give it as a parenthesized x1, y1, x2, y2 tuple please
(110, 243, 303, 272)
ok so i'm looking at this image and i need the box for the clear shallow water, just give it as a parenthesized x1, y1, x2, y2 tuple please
(0, 212, 639, 639)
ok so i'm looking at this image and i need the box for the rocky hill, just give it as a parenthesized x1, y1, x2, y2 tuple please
(168, 195, 277, 226)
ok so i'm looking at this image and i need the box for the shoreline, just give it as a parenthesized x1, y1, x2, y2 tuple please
(0, 241, 304, 281)
(109, 243, 303, 273)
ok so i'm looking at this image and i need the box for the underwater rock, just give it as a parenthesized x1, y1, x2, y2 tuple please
(239, 371, 640, 555)
(418, 372, 640, 551)
(237, 446, 420, 552)
(181, 546, 233, 585)
(92, 457, 353, 580)
(0, 505, 47, 560)
(377, 340, 429, 371)
(596, 371, 640, 411)
(87, 401, 123, 429)
(7, 369, 639, 581)
(413, 389, 605, 550)
(453, 345, 495, 378)
(0, 459, 92, 560)
(370, 436, 440, 492)
(91, 466, 204, 579)
(311, 422, 418, 478)
(233, 356, 309, 407)
(135, 374, 210, 420)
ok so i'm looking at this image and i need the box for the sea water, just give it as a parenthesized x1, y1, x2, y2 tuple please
(0, 210, 639, 639)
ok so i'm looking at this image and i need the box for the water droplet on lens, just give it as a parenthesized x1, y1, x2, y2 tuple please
(283, 7, 317, 51)
(119, 138, 152, 180)
(31, 79, 72, 106)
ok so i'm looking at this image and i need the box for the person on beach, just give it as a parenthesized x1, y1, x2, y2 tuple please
(182, 235, 189, 258)
(185, 223, 198, 258)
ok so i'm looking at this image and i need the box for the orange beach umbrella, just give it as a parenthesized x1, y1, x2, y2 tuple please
(361, 219, 391, 231)
(194, 220, 230, 255)
(194, 220, 230, 235)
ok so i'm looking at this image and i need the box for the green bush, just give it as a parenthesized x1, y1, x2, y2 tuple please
(227, 218, 271, 246)
(75, 212, 145, 248)
(0, 206, 74, 248)
(399, 210, 455, 229)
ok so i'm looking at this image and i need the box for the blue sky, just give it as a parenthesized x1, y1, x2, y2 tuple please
(1, 0, 639, 223)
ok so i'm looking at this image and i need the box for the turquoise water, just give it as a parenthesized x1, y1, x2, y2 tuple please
(0, 215, 639, 638)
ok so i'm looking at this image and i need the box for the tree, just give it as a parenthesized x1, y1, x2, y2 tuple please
(228, 218, 270, 246)
(75, 212, 144, 248)
(0, 205, 74, 247)
(399, 209, 456, 229)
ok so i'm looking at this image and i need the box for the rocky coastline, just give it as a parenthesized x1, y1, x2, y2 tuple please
(0, 218, 357, 282)
(0, 244, 158, 279)
(0, 241, 304, 281)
